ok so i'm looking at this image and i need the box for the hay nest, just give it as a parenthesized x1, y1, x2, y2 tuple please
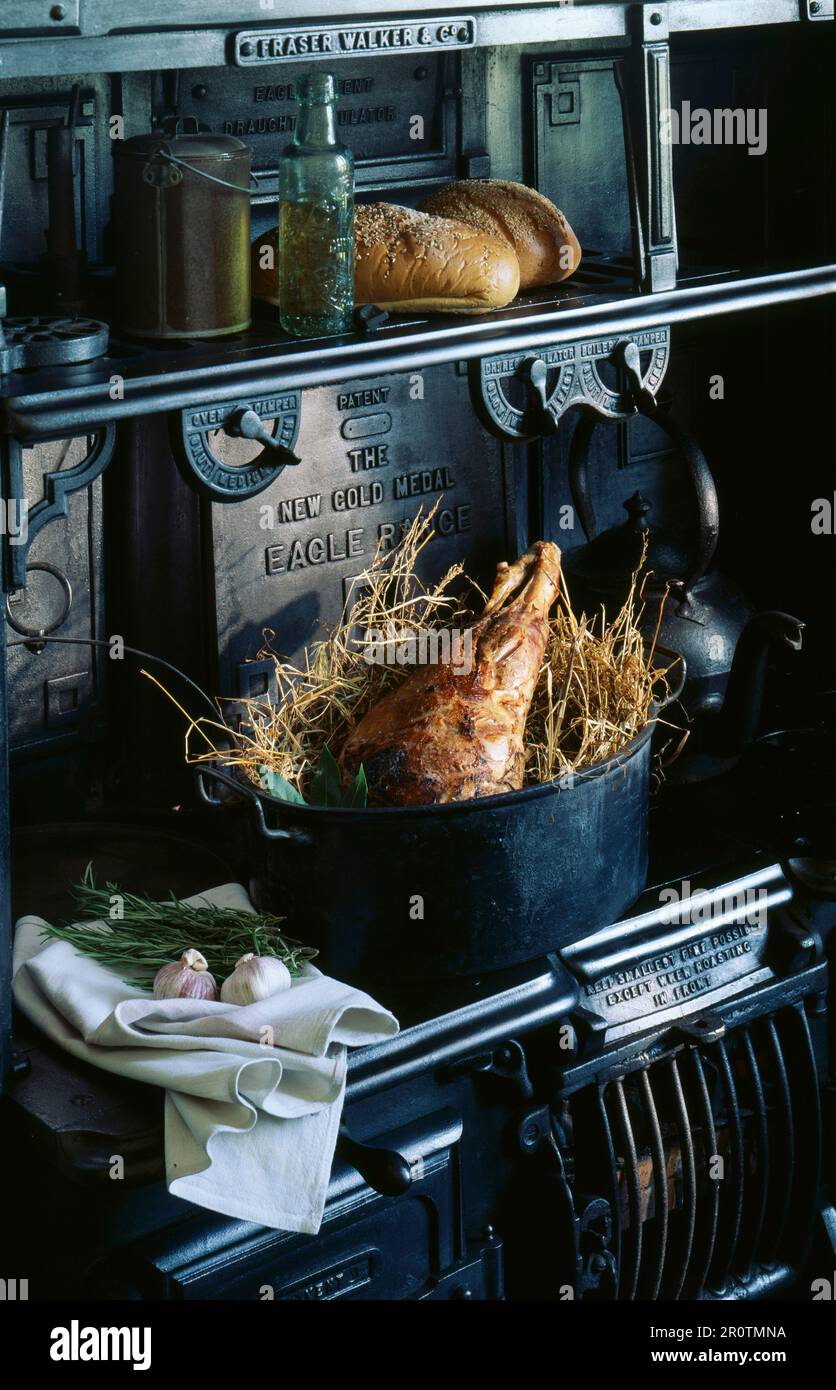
(147, 504, 670, 800)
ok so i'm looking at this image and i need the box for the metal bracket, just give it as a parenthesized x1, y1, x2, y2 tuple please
(635, 3, 670, 43)
(3, 424, 116, 592)
(446, 1037, 535, 1104)
(577, 1194, 618, 1298)
(626, 4, 677, 291)
(804, 0, 834, 19)
(474, 327, 670, 440)
(174, 391, 301, 501)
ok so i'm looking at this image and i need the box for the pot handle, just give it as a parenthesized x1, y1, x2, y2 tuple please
(195, 764, 312, 844)
(567, 404, 720, 595)
(651, 644, 687, 710)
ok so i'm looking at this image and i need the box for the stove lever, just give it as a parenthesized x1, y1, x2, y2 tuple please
(521, 356, 559, 436)
(618, 338, 657, 416)
(337, 1126, 412, 1197)
(225, 406, 301, 465)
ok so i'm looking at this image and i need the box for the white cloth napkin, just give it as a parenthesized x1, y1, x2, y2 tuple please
(12, 882, 398, 1234)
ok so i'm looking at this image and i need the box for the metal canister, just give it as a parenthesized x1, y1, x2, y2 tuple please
(114, 118, 251, 338)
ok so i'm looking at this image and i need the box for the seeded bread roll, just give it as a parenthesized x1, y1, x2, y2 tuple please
(419, 180, 581, 289)
(251, 202, 521, 314)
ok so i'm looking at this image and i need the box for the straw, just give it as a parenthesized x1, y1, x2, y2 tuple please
(146, 507, 669, 798)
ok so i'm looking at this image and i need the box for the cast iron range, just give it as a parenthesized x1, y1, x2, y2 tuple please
(5, 841, 832, 1302)
(0, 0, 833, 1304)
(346, 857, 831, 1302)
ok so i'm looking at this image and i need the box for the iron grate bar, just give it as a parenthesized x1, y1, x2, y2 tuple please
(666, 1056, 697, 1301)
(763, 1016, 795, 1265)
(780, 1004, 822, 1269)
(682, 1048, 720, 1299)
(735, 1028, 769, 1275)
(639, 1067, 668, 1301)
(706, 1037, 745, 1290)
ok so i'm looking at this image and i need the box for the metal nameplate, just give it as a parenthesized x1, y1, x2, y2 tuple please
(476, 327, 671, 440)
(580, 915, 770, 1033)
(234, 18, 476, 65)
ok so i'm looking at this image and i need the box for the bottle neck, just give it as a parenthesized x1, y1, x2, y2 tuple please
(295, 100, 337, 147)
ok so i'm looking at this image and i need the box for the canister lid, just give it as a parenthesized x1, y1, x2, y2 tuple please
(117, 117, 249, 161)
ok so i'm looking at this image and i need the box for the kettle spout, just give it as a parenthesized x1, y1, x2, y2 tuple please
(707, 611, 804, 757)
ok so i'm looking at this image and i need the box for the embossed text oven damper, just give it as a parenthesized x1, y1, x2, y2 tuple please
(173, 392, 302, 501)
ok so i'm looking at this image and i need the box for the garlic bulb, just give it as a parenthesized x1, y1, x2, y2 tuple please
(221, 952, 292, 1005)
(153, 949, 218, 1001)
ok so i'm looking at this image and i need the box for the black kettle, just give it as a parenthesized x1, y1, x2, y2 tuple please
(562, 408, 804, 777)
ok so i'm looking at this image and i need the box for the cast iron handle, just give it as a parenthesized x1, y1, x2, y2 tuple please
(619, 339, 658, 416)
(568, 405, 720, 595)
(224, 407, 301, 465)
(195, 763, 313, 844)
(337, 1126, 412, 1197)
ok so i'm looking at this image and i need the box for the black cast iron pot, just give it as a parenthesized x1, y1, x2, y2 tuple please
(197, 698, 677, 989)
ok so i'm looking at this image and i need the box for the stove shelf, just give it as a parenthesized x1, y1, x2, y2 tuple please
(0, 1, 822, 80)
(2, 261, 835, 443)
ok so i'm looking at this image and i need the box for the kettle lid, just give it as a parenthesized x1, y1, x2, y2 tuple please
(567, 492, 689, 590)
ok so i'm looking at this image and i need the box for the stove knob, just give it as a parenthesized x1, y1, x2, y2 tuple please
(225, 406, 301, 464)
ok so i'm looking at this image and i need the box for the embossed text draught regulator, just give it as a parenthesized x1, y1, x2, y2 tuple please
(474, 327, 670, 438)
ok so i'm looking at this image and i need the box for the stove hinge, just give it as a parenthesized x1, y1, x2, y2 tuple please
(516, 1104, 617, 1300)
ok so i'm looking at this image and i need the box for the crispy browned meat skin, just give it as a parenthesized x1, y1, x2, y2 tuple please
(339, 541, 562, 806)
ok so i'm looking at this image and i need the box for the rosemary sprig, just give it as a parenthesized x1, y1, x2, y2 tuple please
(36, 865, 317, 988)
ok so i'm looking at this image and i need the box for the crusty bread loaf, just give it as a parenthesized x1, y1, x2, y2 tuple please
(355, 203, 519, 312)
(251, 202, 520, 314)
(419, 180, 581, 289)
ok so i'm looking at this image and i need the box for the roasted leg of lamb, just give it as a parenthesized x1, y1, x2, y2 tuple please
(339, 540, 562, 806)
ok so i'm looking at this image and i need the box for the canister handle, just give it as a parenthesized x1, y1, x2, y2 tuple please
(152, 149, 261, 194)
(142, 119, 260, 193)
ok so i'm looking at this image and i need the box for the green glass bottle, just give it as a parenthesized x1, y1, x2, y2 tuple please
(279, 72, 354, 338)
